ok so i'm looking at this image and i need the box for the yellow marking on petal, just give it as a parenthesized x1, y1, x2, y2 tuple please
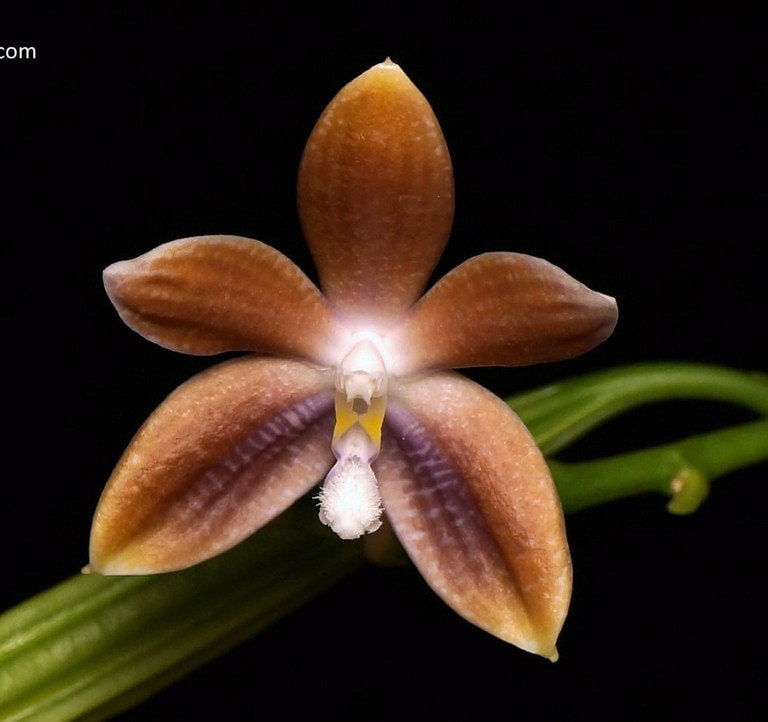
(359, 394, 387, 451)
(332, 391, 387, 455)
(333, 390, 359, 442)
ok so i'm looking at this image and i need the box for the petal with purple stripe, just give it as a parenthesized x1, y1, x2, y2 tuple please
(90, 356, 335, 574)
(377, 372, 571, 658)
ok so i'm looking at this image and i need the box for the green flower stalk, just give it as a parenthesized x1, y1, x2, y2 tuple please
(512, 362, 768, 513)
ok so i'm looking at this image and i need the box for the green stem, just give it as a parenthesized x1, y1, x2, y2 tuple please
(0, 362, 765, 721)
(510, 362, 768, 455)
(552, 418, 768, 514)
(0, 504, 365, 722)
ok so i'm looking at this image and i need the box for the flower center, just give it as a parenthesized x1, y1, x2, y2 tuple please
(317, 334, 390, 539)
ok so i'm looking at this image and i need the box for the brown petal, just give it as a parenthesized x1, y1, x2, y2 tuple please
(104, 235, 343, 365)
(89, 356, 335, 574)
(386, 252, 618, 375)
(297, 59, 454, 328)
(377, 372, 571, 658)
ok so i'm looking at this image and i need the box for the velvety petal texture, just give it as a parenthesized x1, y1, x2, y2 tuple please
(387, 252, 618, 375)
(378, 372, 571, 659)
(104, 235, 343, 365)
(297, 59, 454, 327)
(90, 357, 335, 574)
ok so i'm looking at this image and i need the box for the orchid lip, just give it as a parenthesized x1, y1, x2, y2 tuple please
(318, 331, 395, 539)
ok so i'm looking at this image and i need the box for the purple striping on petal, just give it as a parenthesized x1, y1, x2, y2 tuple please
(167, 393, 334, 533)
(383, 404, 505, 572)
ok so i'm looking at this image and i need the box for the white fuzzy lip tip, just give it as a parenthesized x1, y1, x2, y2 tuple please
(317, 455, 383, 540)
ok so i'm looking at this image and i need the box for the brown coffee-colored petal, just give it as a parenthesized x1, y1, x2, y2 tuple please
(89, 356, 335, 574)
(104, 235, 343, 365)
(378, 372, 571, 659)
(297, 59, 454, 328)
(387, 252, 618, 375)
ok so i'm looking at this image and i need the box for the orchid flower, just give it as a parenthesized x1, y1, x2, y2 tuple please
(89, 59, 617, 660)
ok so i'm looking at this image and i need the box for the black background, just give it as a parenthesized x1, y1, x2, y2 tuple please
(3, 5, 766, 721)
